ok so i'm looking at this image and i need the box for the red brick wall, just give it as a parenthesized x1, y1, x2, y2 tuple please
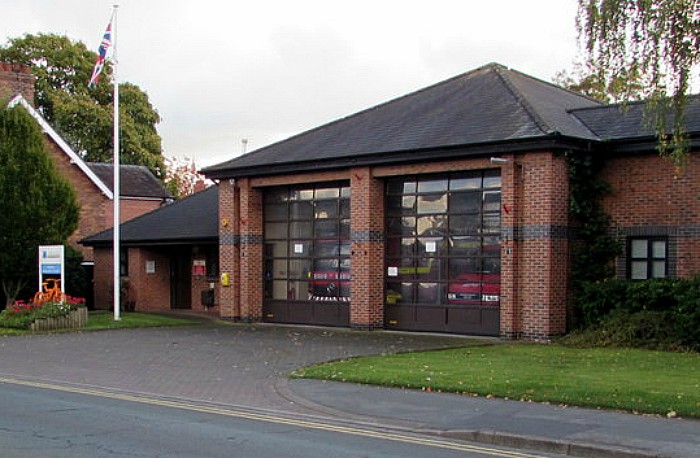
(0, 63, 35, 103)
(516, 152, 569, 339)
(219, 180, 239, 319)
(601, 152, 700, 278)
(238, 178, 264, 321)
(126, 248, 171, 311)
(349, 166, 385, 329)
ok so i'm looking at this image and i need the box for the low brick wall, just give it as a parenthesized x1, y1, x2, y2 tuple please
(30, 307, 88, 332)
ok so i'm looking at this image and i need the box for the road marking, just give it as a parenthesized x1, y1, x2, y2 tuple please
(0, 376, 551, 458)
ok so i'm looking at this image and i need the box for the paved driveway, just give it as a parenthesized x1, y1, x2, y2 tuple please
(0, 323, 473, 415)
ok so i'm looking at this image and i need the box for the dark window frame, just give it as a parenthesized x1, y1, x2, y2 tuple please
(627, 237, 668, 280)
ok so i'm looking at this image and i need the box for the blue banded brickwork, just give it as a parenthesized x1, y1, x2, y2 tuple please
(351, 230, 385, 243)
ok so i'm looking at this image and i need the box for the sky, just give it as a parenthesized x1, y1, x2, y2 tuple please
(1, 0, 582, 168)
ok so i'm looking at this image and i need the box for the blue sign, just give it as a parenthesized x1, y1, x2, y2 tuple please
(41, 264, 62, 275)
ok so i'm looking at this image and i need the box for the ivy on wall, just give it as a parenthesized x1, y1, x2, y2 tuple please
(563, 150, 621, 289)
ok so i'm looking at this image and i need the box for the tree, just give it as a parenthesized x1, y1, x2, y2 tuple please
(164, 156, 211, 199)
(0, 33, 165, 177)
(0, 104, 79, 307)
(577, 0, 700, 165)
(553, 60, 646, 103)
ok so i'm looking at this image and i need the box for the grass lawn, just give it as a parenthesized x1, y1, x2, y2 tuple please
(293, 344, 700, 418)
(0, 310, 199, 336)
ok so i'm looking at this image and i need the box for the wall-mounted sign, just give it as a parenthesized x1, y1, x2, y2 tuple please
(387, 266, 398, 277)
(294, 243, 304, 254)
(145, 260, 156, 274)
(192, 260, 207, 276)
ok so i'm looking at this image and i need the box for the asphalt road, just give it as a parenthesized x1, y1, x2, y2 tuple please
(0, 380, 561, 458)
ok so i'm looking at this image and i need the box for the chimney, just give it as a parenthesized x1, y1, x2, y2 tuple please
(0, 62, 36, 105)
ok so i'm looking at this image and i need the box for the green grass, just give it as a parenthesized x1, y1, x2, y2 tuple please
(293, 344, 700, 418)
(0, 310, 199, 335)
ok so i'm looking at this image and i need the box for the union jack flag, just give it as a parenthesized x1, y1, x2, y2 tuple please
(88, 18, 113, 88)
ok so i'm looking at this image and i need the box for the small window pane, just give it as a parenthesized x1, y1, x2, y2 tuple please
(341, 187, 351, 198)
(483, 191, 501, 212)
(315, 187, 339, 199)
(387, 181, 416, 195)
(652, 261, 666, 278)
(449, 214, 480, 235)
(288, 280, 309, 300)
(386, 195, 415, 214)
(289, 259, 311, 279)
(417, 283, 440, 303)
(291, 189, 314, 200)
(272, 280, 288, 300)
(483, 214, 501, 233)
(418, 179, 448, 193)
(340, 199, 350, 218)
(315, 219, 339, 238)
(265, 203, 287, 221)
(290, 201, 313, 220)
(652, 241, 666, 258)
(417, 215, 447, 236)
(265, 241, 288, 257)
(388, 217, 416, 235)
(631, 239, 648, 258)
(315, 200, 338, 219)
(449, 236, 481, 256)
(339, 219, 350, 238)
(450, 176, 481, 190)
(449, 191, 481, 213)
(289, 222, 313, 238)
(483, 175, 502, 188)
(631, 261, 648, 280)
(386, 282, 414, 304)
(417, 194, 448, 214)
(265, 189, 288, 203)
(265, 222, 287, 239)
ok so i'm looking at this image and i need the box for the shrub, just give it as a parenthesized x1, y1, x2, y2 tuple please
(571, 277, 700, 351)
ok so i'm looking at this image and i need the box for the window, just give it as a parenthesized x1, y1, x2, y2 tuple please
(264, 183, 351, 302)
(628, 238, 667, 280)
(120, 248, 129, 277)
(386, 170, 501, 306)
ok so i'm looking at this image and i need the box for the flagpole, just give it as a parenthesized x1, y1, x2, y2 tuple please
(112, 3, 121, 321)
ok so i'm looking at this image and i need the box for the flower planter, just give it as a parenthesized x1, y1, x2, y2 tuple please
(30, 307, 88, 332)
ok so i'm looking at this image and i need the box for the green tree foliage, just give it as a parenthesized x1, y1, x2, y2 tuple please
(0, 104, 80, 306)
(577, 0, 700, 165)
(0, 33, 164, 177)
(553, 60, 646, 103)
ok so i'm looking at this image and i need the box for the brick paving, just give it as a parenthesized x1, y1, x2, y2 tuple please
(0, 322, 471, 414)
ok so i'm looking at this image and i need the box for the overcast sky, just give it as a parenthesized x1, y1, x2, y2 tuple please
(1, 0, 582, 167)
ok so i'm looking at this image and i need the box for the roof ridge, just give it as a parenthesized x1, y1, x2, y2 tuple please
(492, 65, 553, 135)
(203, 63, 507, 172)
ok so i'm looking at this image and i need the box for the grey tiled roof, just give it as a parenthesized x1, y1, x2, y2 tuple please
(81, 186, 218, 246)
(88, 163, 172, 199)
(202, 63, 602, 177)
(570, 95, 700, 140)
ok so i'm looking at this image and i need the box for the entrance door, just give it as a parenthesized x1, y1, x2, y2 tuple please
(170, 250, 191, 309)
(384, 171, 501, 336)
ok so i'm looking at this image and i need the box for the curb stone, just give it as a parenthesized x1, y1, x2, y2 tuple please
(439, 430, 667, 458)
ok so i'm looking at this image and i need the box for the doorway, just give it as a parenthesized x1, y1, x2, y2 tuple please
(170, 250, 191, 309)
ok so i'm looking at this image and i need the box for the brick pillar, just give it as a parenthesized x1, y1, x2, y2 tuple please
(218, 180, 240, 319)
(238, 178, 264, 322)
(499, 156, 521, 339)
(519, 153, 570, 339)
(350, 167, 385, 330)
(0, 62, 35, 103)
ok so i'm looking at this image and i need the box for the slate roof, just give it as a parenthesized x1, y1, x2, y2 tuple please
(80, 186, 218, 246)
(202, 63, 603, 179)
(88, 163, 172, 199)
(570, 94, 700, 141)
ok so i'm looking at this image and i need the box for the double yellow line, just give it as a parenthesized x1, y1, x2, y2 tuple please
(0, 376, 549, 458)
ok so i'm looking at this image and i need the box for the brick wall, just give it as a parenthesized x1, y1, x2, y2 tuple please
(601, 151, 700, 278)
(238, 178, 264, 321)
(350, 166, 385, 329)
(0, 63, 35, 103)
(219, 180, 239, 319)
